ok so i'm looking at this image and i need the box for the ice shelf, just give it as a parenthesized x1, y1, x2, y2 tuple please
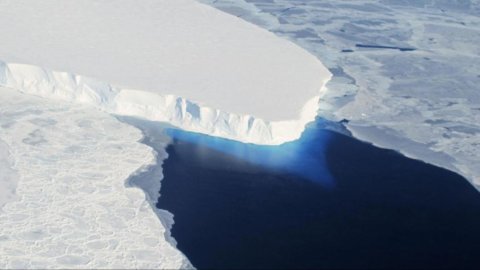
(0, 0, 331, 145)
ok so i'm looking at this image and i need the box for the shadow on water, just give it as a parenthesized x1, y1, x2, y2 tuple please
(154, 118, 480, 269)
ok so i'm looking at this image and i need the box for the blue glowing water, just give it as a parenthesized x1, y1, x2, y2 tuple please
(158, 120, 480, 269)
(165, 120, 334, 188)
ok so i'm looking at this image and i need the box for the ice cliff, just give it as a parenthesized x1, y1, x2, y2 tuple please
(0, 61, 329, 145)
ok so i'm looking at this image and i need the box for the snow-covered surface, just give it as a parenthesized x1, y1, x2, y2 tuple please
(0, 139, 17, 210)
(0, 87, 191, 269)
(199, 0, 480, 187)
(0, 0, 330, 129)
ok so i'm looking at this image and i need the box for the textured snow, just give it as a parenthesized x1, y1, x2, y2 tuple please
(0, 0, 330, 125)
(0, 139, 17, 209)
(0, 88, 191, 269)
(199, 0, 480, 187)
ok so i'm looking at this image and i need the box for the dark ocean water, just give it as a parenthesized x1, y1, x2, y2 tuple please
(156, 120, 480, 269)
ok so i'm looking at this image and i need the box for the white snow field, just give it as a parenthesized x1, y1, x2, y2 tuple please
(0, 87, 191, 269)
(199, 0, 480, 188)
(0, 0, 331, 145)
(0, 139, 17, 210)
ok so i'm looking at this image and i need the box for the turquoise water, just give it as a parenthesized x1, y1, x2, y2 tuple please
(165, 120, 334, 188)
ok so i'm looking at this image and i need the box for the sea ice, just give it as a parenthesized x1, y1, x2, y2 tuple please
(0, 87, 191, 269)
(199, 0, 480, 187)
(0, 139, 17, 209)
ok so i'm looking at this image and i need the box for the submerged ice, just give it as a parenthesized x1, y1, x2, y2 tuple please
(165, 119, 335, 188)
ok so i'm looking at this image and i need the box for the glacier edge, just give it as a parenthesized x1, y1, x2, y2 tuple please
(0, 61, 331, 145)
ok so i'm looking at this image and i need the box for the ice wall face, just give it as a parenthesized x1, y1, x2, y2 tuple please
(0, 0, 331, 145)
(199, 0, 480, 187)
(0, 61, 327, 145)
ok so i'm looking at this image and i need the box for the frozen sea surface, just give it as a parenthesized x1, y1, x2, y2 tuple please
(0, 139, 17, 209)
(199, 0, 480, 187)
(0, 88, 190, 269)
